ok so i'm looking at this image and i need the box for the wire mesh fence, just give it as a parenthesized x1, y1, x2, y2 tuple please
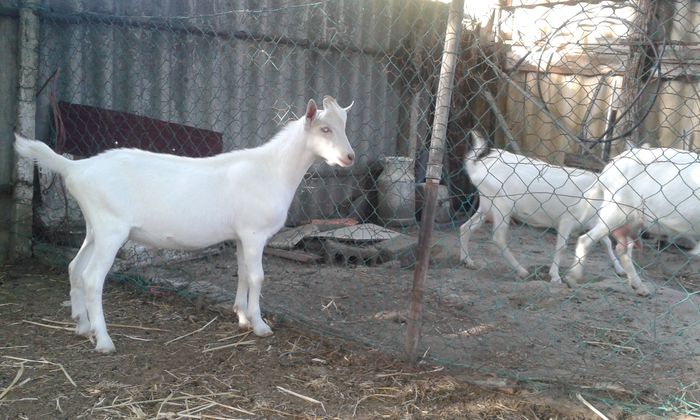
(8, 0, 700, 416)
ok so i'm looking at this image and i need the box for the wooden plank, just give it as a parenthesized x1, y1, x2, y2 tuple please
(58, 102, 223, 157)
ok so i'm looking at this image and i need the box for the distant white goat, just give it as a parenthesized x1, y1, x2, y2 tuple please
(567, 146, 700, 296)
(14, 96, 355, 353)
(460, 129, 624, 283)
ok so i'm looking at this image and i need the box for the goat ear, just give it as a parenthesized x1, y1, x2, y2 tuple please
(305, 99, 317, 124)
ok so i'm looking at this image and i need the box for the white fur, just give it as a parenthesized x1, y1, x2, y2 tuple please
(460, 130, 624, 283)
(14, 96, 355, 353)
(567, 146, 700, 296)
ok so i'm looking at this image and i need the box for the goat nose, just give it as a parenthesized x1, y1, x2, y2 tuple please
(347, 152, 355, 162)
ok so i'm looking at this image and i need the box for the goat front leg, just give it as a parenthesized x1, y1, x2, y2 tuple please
(240, 236, 273, 337)
(233, 239, 252, 330)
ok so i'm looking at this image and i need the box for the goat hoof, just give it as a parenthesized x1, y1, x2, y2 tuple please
(634, 285, 651, 297)
(74, 319, 92, 337)
(461, 258, 478, 270)
(75, 324, 92, 337)
(550, 277, 563, 285)
(517, 269, 529, 279)
(253, 324, 273, 337)
(563, 276, 578, 288)
(237, 320, 251, 331)
(95, 339, 116, 354)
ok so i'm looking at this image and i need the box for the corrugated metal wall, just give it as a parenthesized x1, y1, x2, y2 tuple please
(30, 0, 448, 228)
(0, 3, 19, 261)
(0, 8, 18, 187)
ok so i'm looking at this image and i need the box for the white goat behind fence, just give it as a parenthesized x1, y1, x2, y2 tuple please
(14, 96, 355, 353)
(460, 129, 625, 283)
(567, 146, 700, 296)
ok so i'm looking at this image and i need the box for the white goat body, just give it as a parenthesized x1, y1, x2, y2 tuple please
(14, 96, 355, 352)
(568, 147, 700, 296)
(460, 130, 624, 283)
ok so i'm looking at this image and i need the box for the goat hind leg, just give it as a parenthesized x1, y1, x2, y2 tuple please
(491, 214, 529, 278)
(549, 225, 573, 284)
(601, 235, 625, 276)
(617, 238, 650, 296)
(567, 200, 631, 286)
(82, 230, 125, 353)
(459, 209, 487, 269)
(68, 230, 94, 336)
(241, 237, 272, 337)
(566, 223, 610, 286)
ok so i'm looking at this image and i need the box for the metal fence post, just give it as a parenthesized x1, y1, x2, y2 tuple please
(405, 0, 464, 363)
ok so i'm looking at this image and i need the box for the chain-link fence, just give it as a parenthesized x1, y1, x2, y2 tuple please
(7, 0, 700, 416)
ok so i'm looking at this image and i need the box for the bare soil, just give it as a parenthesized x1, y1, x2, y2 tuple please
(124, 223, 700, 418)
(2, 260, 606, 419)
(2, 221, 699, 418)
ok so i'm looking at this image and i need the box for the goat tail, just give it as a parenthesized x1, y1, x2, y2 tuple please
(14, 133, 74, 176)
(582, 179, 605, 223)
(584, 179, 604, 203)
(466, 129, 491, 162)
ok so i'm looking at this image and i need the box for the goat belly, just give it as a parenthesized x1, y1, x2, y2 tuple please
(128, 225, 233, 250)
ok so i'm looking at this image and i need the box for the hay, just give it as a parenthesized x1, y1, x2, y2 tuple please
(3, 356, 76, 388)
(276, 386, 326, 413)
(0, 364, 24, 401)
(165, 316, 218, 345)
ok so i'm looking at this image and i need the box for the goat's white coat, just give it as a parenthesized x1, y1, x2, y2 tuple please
(567, 147, 700, 296)
(14, 96, 355, 353)
(460, 130, 624, 283)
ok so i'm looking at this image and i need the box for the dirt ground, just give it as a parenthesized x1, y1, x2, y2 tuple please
(2, 223, 699, 418)
(122, 223, 699, 418)
(2, 260, 612, 420)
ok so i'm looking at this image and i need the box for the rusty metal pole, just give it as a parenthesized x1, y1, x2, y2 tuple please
(405, 0, 464, 363)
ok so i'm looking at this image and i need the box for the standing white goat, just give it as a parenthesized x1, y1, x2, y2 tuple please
(14, 96, 355, 353)
(567, 146, 700, 296)
(460, 129, 625, 283)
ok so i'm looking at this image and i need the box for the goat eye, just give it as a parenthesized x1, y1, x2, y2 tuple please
(320, 127, 332, 134)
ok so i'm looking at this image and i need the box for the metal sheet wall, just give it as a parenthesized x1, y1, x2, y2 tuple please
(30, 0, 448, 227)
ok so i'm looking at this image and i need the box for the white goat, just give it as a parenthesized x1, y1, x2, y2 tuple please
(14, 96, 355, 353)
(567, 146, 700, 296)
(460, 129, 624, 283)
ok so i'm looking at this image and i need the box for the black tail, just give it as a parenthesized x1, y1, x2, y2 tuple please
(466, 129, 491, 162)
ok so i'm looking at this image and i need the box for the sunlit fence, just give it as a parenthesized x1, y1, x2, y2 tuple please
(8, 0, 700, 416)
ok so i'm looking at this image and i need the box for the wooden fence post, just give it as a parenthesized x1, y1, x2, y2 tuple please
(12, 1, 40, 259)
